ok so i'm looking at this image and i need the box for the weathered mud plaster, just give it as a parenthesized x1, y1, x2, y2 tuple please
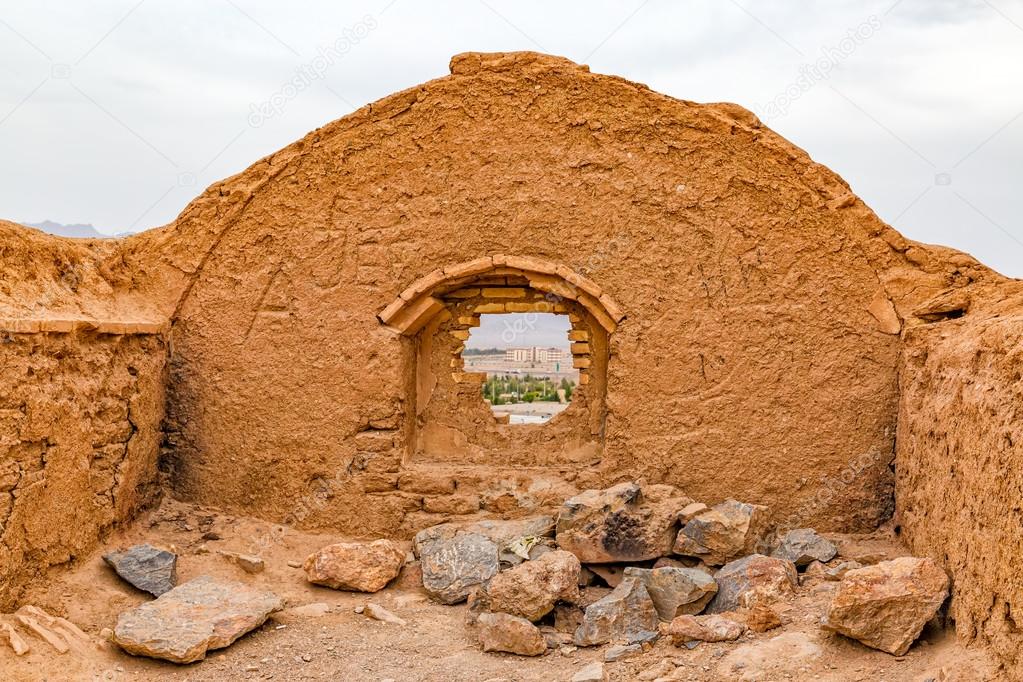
(138, 52, 1000, 537)
(0, 54, 1018, 641)
(0, 326, 167, 609)
(896, 281, 1023, 679)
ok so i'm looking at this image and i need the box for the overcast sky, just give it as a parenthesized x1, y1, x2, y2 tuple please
(467, 313, 572, 349)
(1, 1, 1021, 276)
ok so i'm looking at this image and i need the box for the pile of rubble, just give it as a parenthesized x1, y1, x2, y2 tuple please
(406, 482, 948, 669)
(2, 482, 950, 679)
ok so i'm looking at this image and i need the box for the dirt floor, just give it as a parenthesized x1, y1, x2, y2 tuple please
(1, 498, 1002, 682)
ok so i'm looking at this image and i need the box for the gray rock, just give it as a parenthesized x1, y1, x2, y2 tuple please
(415, 516, 554, 553)
(414, 529, 499, 604)
(673, 499, 769, 566)
(623, 566, 718, 620)
(771, 529, 837, 567)
(112, 576, 284, 663)
(573, 577, 659, 646)
(706, 554, 797, 614)
(103, 544, 177, 597)
(556, 482, 692, 563)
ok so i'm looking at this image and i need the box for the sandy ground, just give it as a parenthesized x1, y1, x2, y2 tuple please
(1, 498, 1004, 682)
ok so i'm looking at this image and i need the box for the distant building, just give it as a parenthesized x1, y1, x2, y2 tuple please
(505, 346, 567, 363)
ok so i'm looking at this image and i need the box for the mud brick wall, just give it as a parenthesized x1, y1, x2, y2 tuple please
(896, 290, 1023, 677)
(0, 324, 167, 609)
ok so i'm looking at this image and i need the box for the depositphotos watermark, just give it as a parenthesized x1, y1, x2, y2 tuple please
(248, 15, 378, 127)
(757, 15, 882, 122)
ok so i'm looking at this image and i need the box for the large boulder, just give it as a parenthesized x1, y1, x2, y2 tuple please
(574, 577, 659, 646)
(771, 529, 837, 567)
(476, 612, 546, 656)
(484, 550, 581, 621)
(673, 499, 768, 566)
(303, 539, 405, 592)
(413, 528, 499, 604)
(416, 516, 555, 553)
(821, 557, 949, 655)
(706, 554, 797, 613)
(665, 614, 746, 644)
(112, 576, 284, 663)
(623, 566, 717, 620)
(103, 544, 177, 597)
(557, 483, 691, 563)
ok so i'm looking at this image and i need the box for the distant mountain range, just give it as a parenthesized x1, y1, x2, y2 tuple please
(24, 220, 106, 238)
(22, 220, 129, 238)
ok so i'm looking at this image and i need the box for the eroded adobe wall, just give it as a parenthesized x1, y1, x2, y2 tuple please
(896, 282, 1023, 678)
(136, 52, 1001, 538)
(0, 325, 167, 609)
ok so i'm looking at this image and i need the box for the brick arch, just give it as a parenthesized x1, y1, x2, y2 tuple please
(376, 255, 625, 336)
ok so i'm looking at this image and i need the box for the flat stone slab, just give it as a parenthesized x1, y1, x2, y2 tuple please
(771, 528, 837, 567)
(103, 544, 177, 597)
(112, 575, 284, 663)
(414, 527, 500, 604)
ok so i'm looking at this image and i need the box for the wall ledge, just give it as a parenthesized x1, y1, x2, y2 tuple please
(0, 318, 169, 335)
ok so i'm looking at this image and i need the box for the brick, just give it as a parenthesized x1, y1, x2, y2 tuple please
(525, 273, 578, 300)
(577, 293, 618, 333)
(578, 372, 590, 385)
(554, 265, 603, 299)
(442, 256, 494, 279)
(423, 494, 480, 515)
(368, 414, 401, 430)
(399, 268, 446, 301)
(449, 329, 471, 341)
(457, 316, 480, 327)
(398, 471, 456, 494)
(95, 321, 127, 335)
(504, 255, 558, 275)
(474, 302, 506, 313)
(570, 342, 590, 355)
(359, 473, 400, 493)
(573, 356, 592, 369)
(0, 319, 41, 333)
(505, 301, 555, 313)
(388, 296, 447, 335)
(491, 267, 525, 277)
(354, 430, 396, 452)
(599, 293, 626, 322)
(125, 321, 169, 335)
(568, 330, 590, 341)
(39, 319, 76, 333)
(444, 288, 481, 299)
(481, 287, 526, 298)
(378, 296, 407, 324)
